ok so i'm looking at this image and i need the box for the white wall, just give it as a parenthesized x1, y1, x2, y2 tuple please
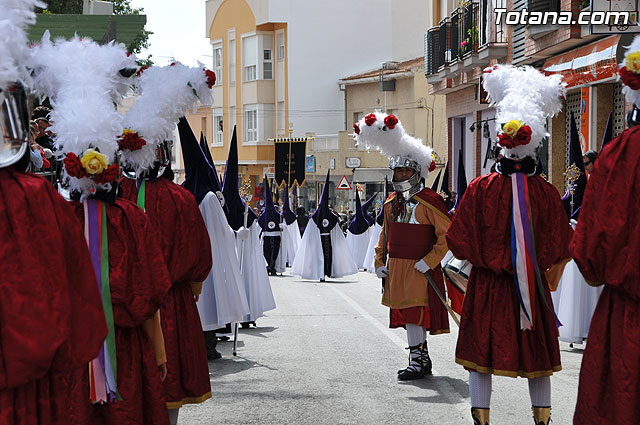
(265, 0, 394, 136)
(480, 109, 496, 176)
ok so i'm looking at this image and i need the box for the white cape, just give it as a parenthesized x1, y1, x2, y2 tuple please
(552, 259, 603, 344)
(236, 222, 277, 321)
(364, 223, 382, 272)
(282, 220, 301, 266)
(197, 192, 250, 331)
(346, 228, 371, 270)
(291, 219, 358, 280)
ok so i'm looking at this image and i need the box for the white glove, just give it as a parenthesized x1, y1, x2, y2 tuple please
(569, 219, 578, 230)
(279, 222, 286, 230)
(375, 266, 389, 279)
(236, 227, 250, 241)
(414, 259, 430, 274)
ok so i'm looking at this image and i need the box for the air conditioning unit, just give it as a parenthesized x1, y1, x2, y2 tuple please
(83, 0, 114, 15)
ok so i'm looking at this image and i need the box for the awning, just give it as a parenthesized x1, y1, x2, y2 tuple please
(542, 35, 627, 88)
(353, 168, 393, 183)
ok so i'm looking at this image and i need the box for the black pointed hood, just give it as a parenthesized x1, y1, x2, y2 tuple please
(222, 126, 257, 230)
(200, 133, 223, 192)
(347, 191, 369, 235)
(178, 116, 218, 204)
(454, 149, 467, 210)
(311, 169, 338, 233)
(258, 175, 282, 232)
(282, 184, 297, 225)
(561, 112, 587, 219)
(430, 169, 442, 191)
(601, 111, 613, 150)
(361, 192, 378, 227)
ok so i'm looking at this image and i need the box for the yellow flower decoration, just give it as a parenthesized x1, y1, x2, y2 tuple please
(80, 148, 109, 175)
(122, 128, 135, 136)
(502, 120, 524, 138)
(626, 51, 640, 74)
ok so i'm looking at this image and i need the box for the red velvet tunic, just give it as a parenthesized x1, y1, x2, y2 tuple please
(67, 198, 172, 425)
(0, 168, 107, 425)
(571, 126, 640, 425)
(446, 172, 572, 378)
(120, 177, 212, 408)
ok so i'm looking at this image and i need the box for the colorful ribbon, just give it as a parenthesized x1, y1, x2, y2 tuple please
(84, 199, 120, 403)
(510, 173, 561, 330)
(136, 178, 146, 211)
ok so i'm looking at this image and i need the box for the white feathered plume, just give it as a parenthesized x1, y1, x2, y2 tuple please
(29, 35, 136, 198)
(619, 36, 640, 108)
(482, 65, 565, 160)
(354, 111, 434, 177)
(0, 0, 45, 88)
(120, 62, 214, 175)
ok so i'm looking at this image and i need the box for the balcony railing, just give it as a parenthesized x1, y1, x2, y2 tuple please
(425, 0, 507, 79)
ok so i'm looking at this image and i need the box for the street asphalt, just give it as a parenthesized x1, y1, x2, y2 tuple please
(179, 269, 585, 424)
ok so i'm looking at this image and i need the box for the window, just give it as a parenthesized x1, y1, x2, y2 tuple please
(353, 112, 363, 125)
(212, 44, 222, 84)
(263, 49, 273, 79)
(213, 109, 224, 146)
(245, 108, 257, 142)
(242, 36, 257, 82)
(277, 32, 285, 60)
(229, 39, 236, 84)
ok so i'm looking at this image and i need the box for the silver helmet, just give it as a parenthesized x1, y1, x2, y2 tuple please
(390, 156, 422, 199)
(0, 82, 31, 168)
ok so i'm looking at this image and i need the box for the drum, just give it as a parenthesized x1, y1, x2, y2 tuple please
(443, 257, 471, 295)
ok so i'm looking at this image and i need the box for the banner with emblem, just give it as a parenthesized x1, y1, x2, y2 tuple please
(274, 138, 307, 187)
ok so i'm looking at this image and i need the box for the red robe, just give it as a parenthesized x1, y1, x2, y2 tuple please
(120, 177, 212, 408)
(446, 172, 572, 378)
(67, 198, 172, 425)
(0, 168, 107, 425)
(571, 126, 640, 424)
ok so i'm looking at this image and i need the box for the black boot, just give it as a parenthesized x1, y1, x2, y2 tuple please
(398, 343, 432, 375)
(397, 343, 426, 380)
(531, 406, 551, 425)
(204, 331, 222, 360)
(471, 407, 490, 425)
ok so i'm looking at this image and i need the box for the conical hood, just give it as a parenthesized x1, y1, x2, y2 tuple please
(282, 184, 297, 225)
(200, 132, 223, 190)
(455, 149, 467, 210)
(178, 116, 221, 204)
(311, 169, 338, 233)
(601, 111, 614, 150)
(440, 160, 451, 197)
(222, 126, 256, 230)
(430, 169, 442, 191)
(348, 191, 369, 235)
(561, 112, 587, 219)
(361, 192, 378, 227)
(258, 175, 282, 231)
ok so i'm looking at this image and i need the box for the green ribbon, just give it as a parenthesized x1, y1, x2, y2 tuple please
(137, 179, 146, 212)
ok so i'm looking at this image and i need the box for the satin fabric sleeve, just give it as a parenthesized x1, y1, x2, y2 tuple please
(571, 128, 640, 295)
(191, 281, 204, 297)
(415, 203, 450, 270)
(374, 203, 391, 269)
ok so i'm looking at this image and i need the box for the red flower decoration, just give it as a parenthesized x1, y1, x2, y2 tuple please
(93, 164, 120, 184)
(619, 66, 640, 90)
(63, 152, 88, 178)
(384, 114, 398, 129)
(136, 66, 148, 77)
(429, 161, 436, 172)
(118, 131, 147, 151)
(204, 69, 216, 88)
(497, 125, 532, 149)
(353, 123, 360, 135)
(170, 62, 177, 66)
(364, 113, 377, 126)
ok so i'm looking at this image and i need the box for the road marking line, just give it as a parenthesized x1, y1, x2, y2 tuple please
(328, 284, 470, 419)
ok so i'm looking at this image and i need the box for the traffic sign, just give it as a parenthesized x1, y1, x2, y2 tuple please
(337, 175, 352, 190)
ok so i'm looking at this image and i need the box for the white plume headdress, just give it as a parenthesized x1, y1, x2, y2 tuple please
(482, 64, 565, 160)
(0, 0, 45, 88)
(353, 111, 435, 177)
(29, 34, 136, 198)
(618, 36, 640, 108)
(119, 62, 215, 175)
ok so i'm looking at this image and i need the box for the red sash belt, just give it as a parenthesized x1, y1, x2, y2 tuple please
(387, 222, 436, 259)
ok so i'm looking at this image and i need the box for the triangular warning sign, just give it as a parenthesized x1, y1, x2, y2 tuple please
(336, 175, 352, 190)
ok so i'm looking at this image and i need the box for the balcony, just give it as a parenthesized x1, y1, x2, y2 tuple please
(425, 0, 507, 88)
